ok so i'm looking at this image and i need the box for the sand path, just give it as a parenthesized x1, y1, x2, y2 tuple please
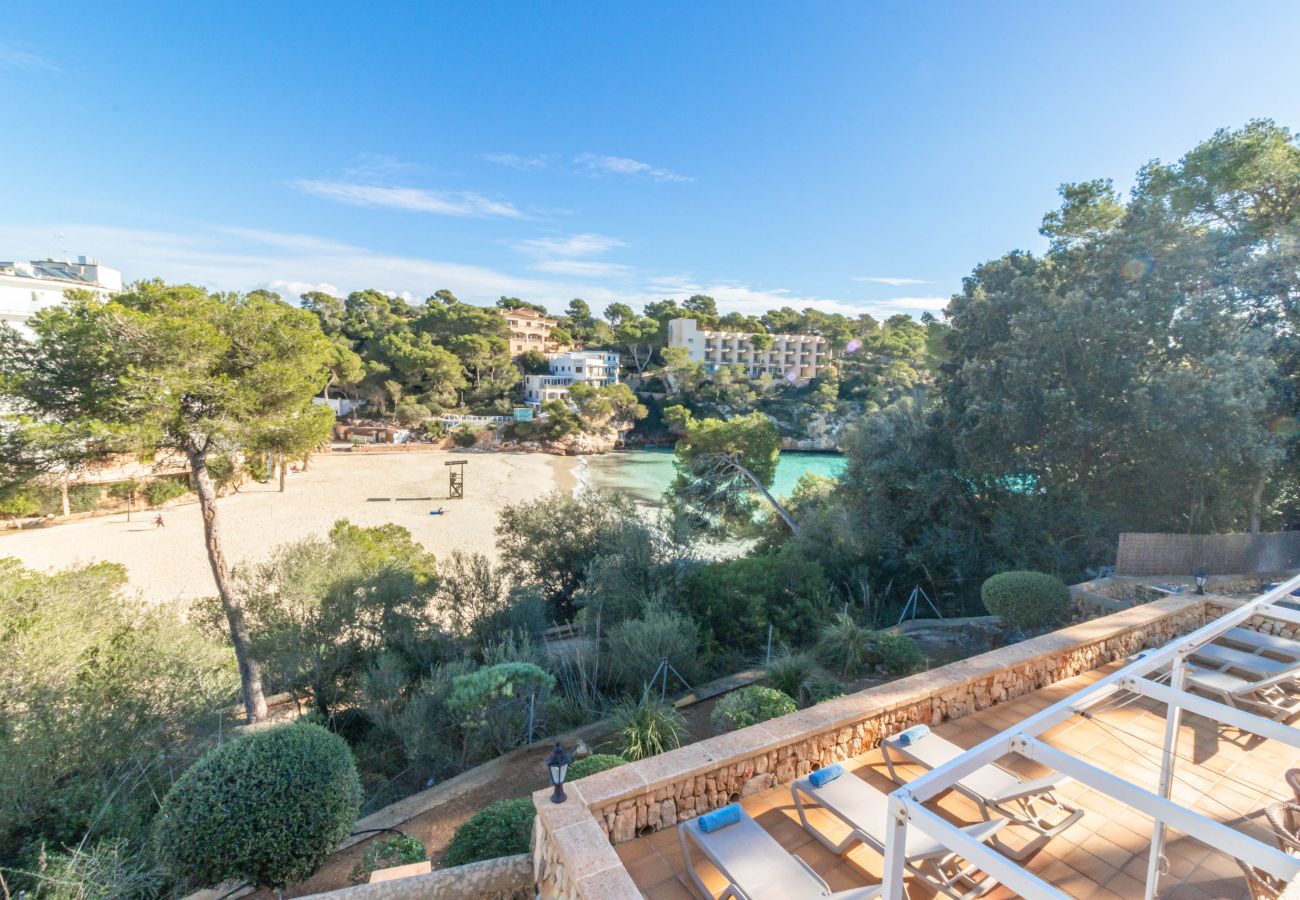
(0, 450, 577, 603)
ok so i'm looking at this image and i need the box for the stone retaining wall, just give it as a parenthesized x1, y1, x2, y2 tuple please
(303, 854, 531, 899)
(1208, 595, 1300, 640)
(531, 596, 1209, 899)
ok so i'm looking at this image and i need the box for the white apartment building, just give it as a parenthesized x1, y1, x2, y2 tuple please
(523, 350, 621, 405)
(666, 317, 832, 381)
(0, 257, 122, 338)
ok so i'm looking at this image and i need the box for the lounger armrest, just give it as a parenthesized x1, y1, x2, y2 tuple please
(988, 773, 1071, 804)
(794, 852, 832, 892)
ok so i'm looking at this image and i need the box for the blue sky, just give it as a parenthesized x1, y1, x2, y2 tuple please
(2, 2, 1298, 320)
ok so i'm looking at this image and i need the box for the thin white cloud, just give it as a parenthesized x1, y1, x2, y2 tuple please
(483, 152, 554, 171)
(287, 179, 525, 219)
(0, 40, 58, 72)
(267, 280, 342, 298)
(510, 232, 630, 279)
(343, 153, 420, 181)
(574, 153, 693, 183)
(865, 295, 949, 312)
(216, 226, 357, 254)
(533, 260, 633, 277)
(853, 276, 930, 286)
(512, 233, 627, 258)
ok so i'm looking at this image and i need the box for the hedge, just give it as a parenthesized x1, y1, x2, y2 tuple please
(981, 570, 1070, 629)
(443, 797, 535, 866)
(566, 753, 626, 781)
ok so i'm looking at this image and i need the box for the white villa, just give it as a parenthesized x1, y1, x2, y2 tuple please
(523, 350, 621, 406)
(667, 316, 832, 381)
(0, 257, 122, 338)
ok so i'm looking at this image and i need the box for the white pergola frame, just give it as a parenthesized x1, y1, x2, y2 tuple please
(880, 573, 1300, 900)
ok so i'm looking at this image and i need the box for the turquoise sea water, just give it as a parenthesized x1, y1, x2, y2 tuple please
(579, 447, 845, 508)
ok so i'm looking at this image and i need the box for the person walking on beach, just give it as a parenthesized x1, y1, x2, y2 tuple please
(154, 514, 165, 529)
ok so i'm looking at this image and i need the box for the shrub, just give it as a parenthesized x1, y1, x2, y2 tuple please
(981, 571, 1070, 630)
(710, 685, 796, 733)
(611, 695, 688, 760)
(28, 838, 163, 900)
(816, 613, 877, 676)
(206, 453, 241, 493)
(144, 478, 188, 507)
(803, 678, 846, 705)
(567, 753, 626, 781)
(107, 479, 140, 501)
(680, 549, 832, 652)
(443, 797, 535, 867)
(606, 604, 699, 692)
(504, 419, 538, 441)
(452, 426, 478, 447)
(1, 559, 237, 874)
(517, 349, 551, 375)
(349, 834, 427, 884)
(765, 647, 818, 704)
(68, 483, 103, 513)
(448, 662, 556, 755)
(395, 401, 431, 427)
(151, 722, 362, 890)
(876, 632, 926, 674)
(390, 659, 478, 780)
(0, 483, 61, 517)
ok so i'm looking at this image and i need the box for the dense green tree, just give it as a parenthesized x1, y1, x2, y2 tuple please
(495, 489, 637, 620)
(0, 282, 334, 722)
(669, 410, 794, 534)
(496, 295, 547, 315)
(251, 402, 336, 491)
(220, 520, 440, 717)
(942, 124, 1298, 535)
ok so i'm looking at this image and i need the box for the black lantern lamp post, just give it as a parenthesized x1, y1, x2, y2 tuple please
(1194, 568, 1208, 595)
(546, 743, 572, 804)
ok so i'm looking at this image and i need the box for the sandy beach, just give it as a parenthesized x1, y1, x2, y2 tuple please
(0, 450, 577, 604)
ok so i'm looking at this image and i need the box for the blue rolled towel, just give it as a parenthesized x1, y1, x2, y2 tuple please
(895, 724, 930, 747)
(808, 763, 844, 788)
(698, 804, 741, 833)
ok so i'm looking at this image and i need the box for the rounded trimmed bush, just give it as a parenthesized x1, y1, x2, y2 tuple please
(710, 685, 796, 733)
(451, 426, 478, 447)
(567, 753, 627, 781)
(981, 570, 1070, 630)
(151, 722, 362, 890)
(443, 797, 535, 867)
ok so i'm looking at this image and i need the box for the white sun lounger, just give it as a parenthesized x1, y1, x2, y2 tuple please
(1183, 664, 1300, 722)
(792, 768, 1005, 899)
(679, 806, 882, 900)
(1218, 627, 1300, 661)
(1192, 643, 1300, 680)
(881, 730, 1083, 860)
